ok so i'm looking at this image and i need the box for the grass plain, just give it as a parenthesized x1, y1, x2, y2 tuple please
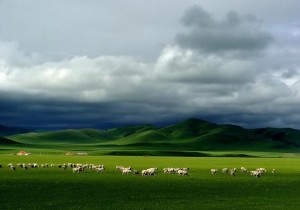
(2, 119, 300, 209)
(1, 155, 300, 209)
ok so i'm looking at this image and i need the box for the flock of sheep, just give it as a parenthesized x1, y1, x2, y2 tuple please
(1, 162, 189, 176)
(210, 167, 275, 178)
(1, 163, 274, 178)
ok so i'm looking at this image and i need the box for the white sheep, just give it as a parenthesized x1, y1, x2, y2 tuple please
(8, 163, 16, 170)
(211, 169, 218, 175)
(222, 168, 229, 173)
(116, 166, 131, 172)
(96, 167, 105, 173)
(256, 168, 267, 174)
(250, 170, 261, 178)
(177, 169, 189, 176)
(72, 167, 83, 173)
(122, 168, 132, 175)
(163, 168, 175, 174)
(241, 167, 248, 173)
(142, 168, 157, 176)
(229, 169, 236, 176)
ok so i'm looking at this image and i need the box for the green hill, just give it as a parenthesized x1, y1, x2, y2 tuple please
(105, 125, 156, 138)
(9, 129, 114, 144)
(8, 125, 156, 145)
(159, 118, 218, 139)
(252, 128, 300, 148)
(5, 118, 300, 152)
(106, 130, 171, 145)
(181, 125, 284, 150)
(0, 136, 23, 145)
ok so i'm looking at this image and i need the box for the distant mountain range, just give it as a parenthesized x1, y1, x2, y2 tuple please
(2, 118, 300, 152)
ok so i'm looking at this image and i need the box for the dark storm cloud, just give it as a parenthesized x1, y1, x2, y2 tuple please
(176, 6, 274, 54)
(1, 45, 300, 130)
(1, 1, 300, 130)
(0, 90, 185, 129)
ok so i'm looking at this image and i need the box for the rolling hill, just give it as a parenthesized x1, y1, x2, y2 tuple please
(4, 118, 300, 152)
(9, 129, 115, 144)
(0, 136, 23, 145)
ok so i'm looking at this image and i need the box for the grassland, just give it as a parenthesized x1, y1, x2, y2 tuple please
(1, 118, 300, 209)
(1, 155, 300, 209)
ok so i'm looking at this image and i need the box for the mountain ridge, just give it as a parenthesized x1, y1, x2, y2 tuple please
(4, 118, 300, 151)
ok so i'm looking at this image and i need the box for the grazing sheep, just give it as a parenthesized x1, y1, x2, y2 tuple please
(8, 163, 15, 169)
(163, 168, 176, 174)
(241, 167, 248, 173)
(32, 163, 38, 168)
(95, 164, 105, 170)
(177, 169, 189, 176)
(272, 169, 276, 173)
(72, 167, 82, 173)
(142, 168, 157, 176)
(222, 168, 229, 173)
(41, 164, 48, 168)
(8, 164, 16, 171)
(229, 169, 236, 176)
(95, 167, 105, 173)
(122, 168, 132, 175)
(22, 164, 29, 170)
(148, 167, 158, 172)
(211, 169, 218, 175)
(250, 170, 262, 178)
(256, 168, 267, 174)
(116, 166, 131, 172)
(142, 170, 152, 176)
(164, 167, 188, 174)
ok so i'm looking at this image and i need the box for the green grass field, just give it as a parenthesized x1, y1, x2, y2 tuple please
(1, 155, 300, 209)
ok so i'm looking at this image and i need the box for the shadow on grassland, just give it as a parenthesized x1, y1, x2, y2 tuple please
(104, 150, 259, 157)
(104, 150, 209, 157)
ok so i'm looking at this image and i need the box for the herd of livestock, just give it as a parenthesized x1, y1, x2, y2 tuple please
(0, 162, 275, 178)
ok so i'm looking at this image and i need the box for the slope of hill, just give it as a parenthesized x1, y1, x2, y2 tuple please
(5, 118, 300, 152)
(159, 118, 218, 139)
(181, 125, 285, 150)
(105, 125, 156, 138)
(0, 136, 23, 145)
(9, 129, 115, 144)
(9, 125, 156, 145)
(105, 130, 172, 145)
(252, 128, 300, 148)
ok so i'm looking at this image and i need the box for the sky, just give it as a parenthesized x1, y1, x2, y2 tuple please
(1, 0, 300, 130)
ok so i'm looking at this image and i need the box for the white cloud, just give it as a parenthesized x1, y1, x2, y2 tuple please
(1, 1, 300, 129)
(155, 46, 256, 85)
